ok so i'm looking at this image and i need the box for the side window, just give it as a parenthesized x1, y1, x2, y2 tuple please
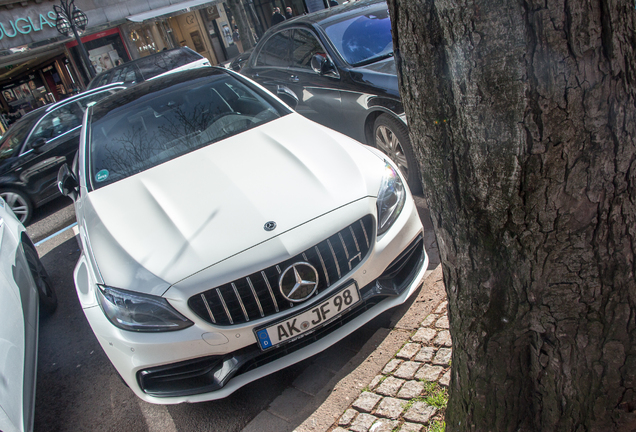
(255, 31, 291, 68)
(291, 29, 326, 70)
(27, 103, 83, 146)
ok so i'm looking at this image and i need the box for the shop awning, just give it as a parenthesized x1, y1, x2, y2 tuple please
(126, 0, 221, 23)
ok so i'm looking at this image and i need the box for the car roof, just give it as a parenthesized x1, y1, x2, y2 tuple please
(40, 82, 127, 114)
(88, 47, 200, 84)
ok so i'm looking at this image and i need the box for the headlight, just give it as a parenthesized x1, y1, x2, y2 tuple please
(376, 163, 406, 236)
(97, 285, 193, 332)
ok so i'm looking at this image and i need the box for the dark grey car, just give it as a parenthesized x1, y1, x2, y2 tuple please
(240, 0, 421, 193)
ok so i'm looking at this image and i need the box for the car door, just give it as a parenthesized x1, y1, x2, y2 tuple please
(17, 101, 83, 202)
(246, 30, 294, 97)
(286, 28, 343, 131)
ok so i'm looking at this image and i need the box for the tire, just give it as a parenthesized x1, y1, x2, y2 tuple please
(373, 114, 423, 194)
(0, 189, 33, 225)
(23, 243, 57, 315)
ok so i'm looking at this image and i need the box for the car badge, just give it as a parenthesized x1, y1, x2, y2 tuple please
(279, 262, 319, 303)
(264, 221, 277, 231)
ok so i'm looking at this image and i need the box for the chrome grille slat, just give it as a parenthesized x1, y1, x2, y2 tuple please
(189, 215, 373, 326)
(262, 271, 279, 313)
(217, 289, 233, 325)
(314, 246, 330, 287)
(327, 239, 341, 278)
(232, 283, 249, 322)
(200, 294, 216, 324)
(247, 277, 264, 318)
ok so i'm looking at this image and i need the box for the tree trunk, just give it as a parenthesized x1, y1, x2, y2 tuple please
(386, 0, 636, 430)
(226, 0, 256, 51)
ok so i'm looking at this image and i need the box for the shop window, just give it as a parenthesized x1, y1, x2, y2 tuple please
(255, 31, 291, 68)
(291, 29, 326, 71)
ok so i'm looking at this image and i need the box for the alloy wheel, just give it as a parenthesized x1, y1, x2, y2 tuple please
(1, 191, 29, 224)
(375, 125, 409, 178)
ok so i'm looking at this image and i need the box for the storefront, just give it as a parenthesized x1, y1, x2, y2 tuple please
(66, 28, 131, 84)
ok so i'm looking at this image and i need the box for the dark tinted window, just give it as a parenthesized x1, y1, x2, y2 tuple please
(0, 112, 41, 161)
(88, 73, 110, 90)
(111, 65, 137, 84)
(138, 48, 203, 79)
(255, 31, 291, 67)
(27, 103, 83, 146)
(89, 74, 285, 189)
(322, 6, 393, 65)
(291, 29, 326, 70)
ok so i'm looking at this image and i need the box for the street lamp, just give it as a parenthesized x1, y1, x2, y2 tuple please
(54, 0, 96, 79)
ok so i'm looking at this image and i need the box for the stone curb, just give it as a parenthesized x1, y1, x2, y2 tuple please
(241, 265, 446, 432)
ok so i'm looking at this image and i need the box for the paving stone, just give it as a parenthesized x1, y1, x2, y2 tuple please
(369, 418, 399, 432)
(433, 330, 453, 347)
(332, 428, 350, 432)
(432, 348, 452, 366)
(420, 313, 439, 327)
(397, 380, 424, 399)
(403, 402, 437, 424)
(369, 375, 384, 390)
(376, 376, 405, 397)
(339, 408, 359, 426)
(267, 387, 313, 421)
(414, 347, 436, 363)
(375, 397, 408, 419)
(411, 328, 437, 343)
(396, 343, 421, 359)
(382, 358, 403, 374)
(353, 392, 383, 413)
(415, 364, 444, 381)
(400, 423, 424, 432)
(439, 370, 451, 387)
(393, 361, 422, 380)
(292, 365, 335, 396)
(350, 413, 377, 432)
(434, 301, 447, 314)
(435, 314, 449, 329)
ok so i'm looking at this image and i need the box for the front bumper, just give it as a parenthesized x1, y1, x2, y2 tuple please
(74, 195, 427, 404)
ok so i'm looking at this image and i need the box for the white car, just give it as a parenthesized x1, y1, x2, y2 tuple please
(58, 67, 428, 404)
(0, 198, 56, 432)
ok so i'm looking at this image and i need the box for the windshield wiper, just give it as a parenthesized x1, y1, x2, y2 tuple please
(352, 52, 394, 67)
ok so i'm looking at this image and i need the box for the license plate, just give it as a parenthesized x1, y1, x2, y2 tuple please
(254, 282, 360, 350)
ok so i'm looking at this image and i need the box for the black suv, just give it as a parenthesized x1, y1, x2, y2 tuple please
(87, 47, 210, 90)
(0, 84, 125, 223)
(240, 0, 421, 193)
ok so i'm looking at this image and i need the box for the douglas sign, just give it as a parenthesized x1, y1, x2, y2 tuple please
(0, 12, 57, 39)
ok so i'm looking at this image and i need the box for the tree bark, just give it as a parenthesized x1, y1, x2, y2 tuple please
(226, 0, 256, 51)
(386, 0, 636, 430)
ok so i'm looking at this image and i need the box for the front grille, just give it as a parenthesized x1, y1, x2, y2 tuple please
(188, 215, 375, 326)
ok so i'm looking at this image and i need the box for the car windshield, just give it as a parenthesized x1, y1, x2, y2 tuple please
(89, 73, 285, 189)
(0, 110, 42, 161)
(321, 6, 393, 66)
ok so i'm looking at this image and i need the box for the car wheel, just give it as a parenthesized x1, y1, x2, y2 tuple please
(373, 114, 422, 194)
(23, 243, 57, 315)
(0, 189, 33, 225)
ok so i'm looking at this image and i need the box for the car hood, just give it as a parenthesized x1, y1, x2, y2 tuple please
(82, 114, 385, 295)
(349, 57, 400, 98)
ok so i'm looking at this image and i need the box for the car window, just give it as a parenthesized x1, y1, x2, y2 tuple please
(88, 73, 110, 90)
(255, 30, 291, 68)
(0, 113, 40, 161)
(110, 65, 137, 84)
(27, 103, 83, 146)
(321, 7, 393, 66)
(290, 29, 327, 70)
(89, 74, 286, 189)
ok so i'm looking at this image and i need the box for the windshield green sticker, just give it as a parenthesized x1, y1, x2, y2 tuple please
(95, 169, 109, 182)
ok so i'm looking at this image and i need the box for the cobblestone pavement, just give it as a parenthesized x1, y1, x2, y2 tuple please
(329, 300, 451, 432)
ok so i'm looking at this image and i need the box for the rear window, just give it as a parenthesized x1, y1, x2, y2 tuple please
(138, 48, 204, 80)
(88, 73, 285, 189)
(87, 73, 110, 90)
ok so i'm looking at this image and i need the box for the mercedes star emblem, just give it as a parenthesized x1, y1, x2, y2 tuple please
(264, 221, 277, 231)
(279, 262, 319, 303)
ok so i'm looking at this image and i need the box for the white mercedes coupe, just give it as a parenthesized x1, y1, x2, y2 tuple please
(58, 67, 428, 404)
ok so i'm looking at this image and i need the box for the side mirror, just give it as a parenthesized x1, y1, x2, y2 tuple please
(310, 54, 337, 77)
(276, 85, 299, 110)
(31, 137, 47, 152)
(57, 164, 78, 201)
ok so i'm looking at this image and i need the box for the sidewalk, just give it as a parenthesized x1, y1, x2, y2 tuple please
(242, 264, 449, 432)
